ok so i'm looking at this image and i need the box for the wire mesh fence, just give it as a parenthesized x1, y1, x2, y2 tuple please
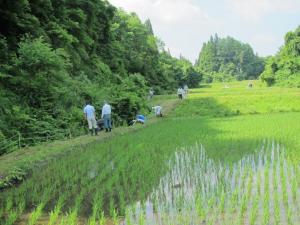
(0, 129, 84, 155)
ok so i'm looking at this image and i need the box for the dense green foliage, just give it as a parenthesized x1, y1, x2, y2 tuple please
(0, 0, 202, 153)
(195, 34, 265, 83)
(260, 26, 300, 87)
(159, 53, 202, 89)
(1, 81, 300, 224)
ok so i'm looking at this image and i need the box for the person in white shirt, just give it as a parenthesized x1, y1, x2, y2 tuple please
(101, 101, 112, 132)
(152, 105, 163, 117)
(148, 89, 154, 100)
(183, 84, 189, 95)
(84, 101, 98, 135)
(177, 87, 184, 100)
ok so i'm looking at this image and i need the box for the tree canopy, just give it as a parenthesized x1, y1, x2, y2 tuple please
(0, 0, 202, 153)
(195, 34, 265, 83)
(260, 26, 300, 87)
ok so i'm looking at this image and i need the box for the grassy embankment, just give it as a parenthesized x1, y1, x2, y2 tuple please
(1, 80, 300, 224)
(0, 98, 179, 189)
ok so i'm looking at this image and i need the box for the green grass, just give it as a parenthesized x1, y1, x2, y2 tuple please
(0, 80, 300, 224)
(174, 81, 300, 118)
(0, 98, 179, 189)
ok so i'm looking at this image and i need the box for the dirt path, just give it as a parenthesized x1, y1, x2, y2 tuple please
(0, 97, 180, 189)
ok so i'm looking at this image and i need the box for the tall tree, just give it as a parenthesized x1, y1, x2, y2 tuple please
(0, 0, 192, 153)
(195, 35, 265, 82)
(260, 26, 300, 87)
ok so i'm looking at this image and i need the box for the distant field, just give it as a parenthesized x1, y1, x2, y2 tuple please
(1, 81, 300, 225)
(173, 81, 300, 118)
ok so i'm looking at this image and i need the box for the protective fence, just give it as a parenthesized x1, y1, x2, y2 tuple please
(0, 129, 83, 155)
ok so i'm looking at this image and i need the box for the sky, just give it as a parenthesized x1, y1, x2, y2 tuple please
(108, 0, 300, 63)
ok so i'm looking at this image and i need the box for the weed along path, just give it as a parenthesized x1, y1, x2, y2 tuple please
(0, 97, 180, 189)
(1, 81, 300, 225)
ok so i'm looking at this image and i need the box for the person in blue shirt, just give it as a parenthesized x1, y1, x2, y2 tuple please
(136, 114, 146, 124)
(129, 114, 146, 126)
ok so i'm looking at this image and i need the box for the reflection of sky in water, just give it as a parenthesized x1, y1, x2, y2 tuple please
(122, 140, 299, 225)
(87, 160, 114, 180)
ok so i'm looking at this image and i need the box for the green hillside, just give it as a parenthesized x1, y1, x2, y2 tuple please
(1, 81, 300, 224)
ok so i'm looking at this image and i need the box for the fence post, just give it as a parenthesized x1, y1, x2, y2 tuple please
(18, 132, 21, 149)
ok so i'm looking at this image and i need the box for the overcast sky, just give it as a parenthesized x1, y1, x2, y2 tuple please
(108, 0, 300, 63)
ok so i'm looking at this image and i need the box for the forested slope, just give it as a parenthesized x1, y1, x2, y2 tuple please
(0, 0, 201, 153)
(195, 34, 265, 83)
(260, 26, 300, 87)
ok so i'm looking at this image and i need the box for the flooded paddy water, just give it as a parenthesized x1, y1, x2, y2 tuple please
(1, 140, 300, 225)
(121, 141, 300, 225)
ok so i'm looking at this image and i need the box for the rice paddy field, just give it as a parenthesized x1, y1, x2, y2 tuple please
(1, 81, 300, 225)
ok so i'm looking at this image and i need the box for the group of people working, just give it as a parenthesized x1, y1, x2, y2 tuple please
(84, 100, 163, 135)
(128, 105, 163, 126)
(84, 85, 189, 135)
(83, 101, 112, 135)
